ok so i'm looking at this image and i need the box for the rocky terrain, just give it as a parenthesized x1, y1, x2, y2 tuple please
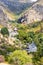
(18, 0, 43, 24)
(0, 0, 37, 14)
(0, 1, 43, 65)
(0, 0, 43, 26)
(0, 0, 38, 26)
(0, 63, 9, 65)
(0, 4, 8, 26)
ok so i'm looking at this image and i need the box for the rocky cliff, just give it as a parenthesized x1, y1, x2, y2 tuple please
(18, 0, 43, 24)
(0, 4, 8, 26)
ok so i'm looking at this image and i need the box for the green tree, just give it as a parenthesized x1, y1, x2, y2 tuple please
(28, 32, 35, 39)
(33, 33, 43, 65)
(1, 27, 9, 36)
(17, 30, 27, 42)
(8, 50, 32, 65)
(0, 43, 15, 61)
(40, 57, 43, 65)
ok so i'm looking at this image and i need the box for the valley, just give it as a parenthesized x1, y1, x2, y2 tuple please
(0, 0, 43, 65)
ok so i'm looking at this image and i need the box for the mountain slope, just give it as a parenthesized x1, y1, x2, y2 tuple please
(0, 5, 8, 26)
(0, 0, 38, 26)
(0, 0, 37, 14)
(18, 0, 43, 24)
(0, 0, 43, 26)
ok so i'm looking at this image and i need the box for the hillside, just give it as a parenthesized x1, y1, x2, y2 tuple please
(0, 0, 37, 14)
(0, 5, 8, 26)
(0, 0, 38, 26)
(18, 0, 43, 24)
(0, 0, 43, 65)
(0, 2, 18, 26)
(0, 0, 43, 25)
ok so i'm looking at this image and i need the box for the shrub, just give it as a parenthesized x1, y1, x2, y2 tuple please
(8, 50, 32, 65)
(1, 27, 9, 36)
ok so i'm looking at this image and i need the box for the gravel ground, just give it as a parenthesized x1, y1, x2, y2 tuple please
(0, 63, 10, 65)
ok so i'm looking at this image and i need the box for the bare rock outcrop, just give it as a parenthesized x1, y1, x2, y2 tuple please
(18, 0, 43, 24)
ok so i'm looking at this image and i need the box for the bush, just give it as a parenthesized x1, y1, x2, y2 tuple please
(33, 33, 43, 65)
(1, 27, 9, 36)
(8, 50, 32, 65)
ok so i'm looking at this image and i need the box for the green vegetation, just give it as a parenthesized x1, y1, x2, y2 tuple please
(8, 50, 32, 65)
(17, 30, 34, 44)
(33, 33, 43, 65)
(1, 27, 9, 36)
(0, 21, 43, 65)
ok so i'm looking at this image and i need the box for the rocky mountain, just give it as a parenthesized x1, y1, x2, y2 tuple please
(0, 3, 8, 26)
(18, 0, 43, 24)
(0, 0, 38, 26)
(0, 0, 37, 14)
(0, 0, 43, 26)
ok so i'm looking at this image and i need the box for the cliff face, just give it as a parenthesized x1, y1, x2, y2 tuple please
(18, 0, 43, 24)
(0, 5, 8, 26)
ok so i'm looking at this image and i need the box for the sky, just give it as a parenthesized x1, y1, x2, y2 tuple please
(31, 0, 37, 2)
(18, 0, 38, 3)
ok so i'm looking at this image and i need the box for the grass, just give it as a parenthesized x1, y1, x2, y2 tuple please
(27, 25, 41, 33)
(3, 9, 18, 20)
(0, 25, 3, 28)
